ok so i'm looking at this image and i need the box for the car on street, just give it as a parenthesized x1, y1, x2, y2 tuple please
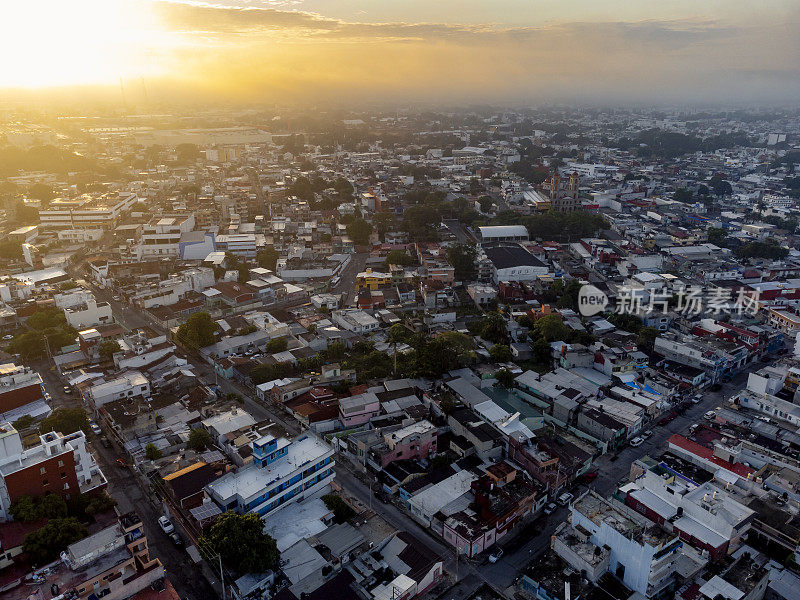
(158, 516, 174, 534)
(692, 394, 703, 404)
(2, 334, 13, 341)
(689, 424, 699, 434)
(630, 436, 645, 447)
(704, 411, 717, 420)
(63, 385, 73, 394)
(557, 492, 574, 506)
(116, 458, 128, 468)
(543, 502, 557, 515)
(169, 533, 183, 547)
(488, 548, 504, 563)
(581, 471, 598, 483)
(44, 392, 52, 402)
(112, 295, 121, 302)
(641, 430, 652, 439)
(89, 421, 102, 435)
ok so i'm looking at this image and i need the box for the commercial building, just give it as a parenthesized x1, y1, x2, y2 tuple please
(38, 192, 138, 231)
(478, 225, 530, 243)
(136, 215, 196, 260)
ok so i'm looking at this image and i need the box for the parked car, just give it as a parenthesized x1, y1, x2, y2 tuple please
(543, 502, 557, 515)
(116, 458, 128, 468)
(689, 423, 699, 434)
(2, 334, 14, 341)
(582, 471, 598, 483)
(488, 548, 504, 563)
(641, 430, 653, 439)
(630, 436, 644, 447)
(704, 411, 717, 420)
(63, 385, 73, 394)
(169, 533, 183, 547)
(158, 516, 174, 534)
(89, 421, 102, 435)
(557, 492, 574, 506)
(692, 394, 703, 404)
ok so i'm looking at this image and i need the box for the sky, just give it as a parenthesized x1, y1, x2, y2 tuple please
(1, 0, 799, 105)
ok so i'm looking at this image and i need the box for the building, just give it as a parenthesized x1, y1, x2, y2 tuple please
(482, 243, 549, 284)
(205, 433, 334, 518)
(568, 491, 699, 597)
(136, 215, 195, 259)
(545, 172, 580, 212)
(375, 420, 437, 467)
(355, 269, 392, 291)
(64, 298, 114, 330)
(0, 363, 46, 421)
(38, 192, 138, 231)
(338, 392, 381, 428)
(621, 467, 754, 560)
(83, 372, 150, 412)
(0, 423, 106, 520)
(5, 512, 165, 600)
(478, 225, 529, 243)
(331, 309, 379, 334)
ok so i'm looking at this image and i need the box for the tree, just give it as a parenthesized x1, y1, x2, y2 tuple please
(735, 240, 789, 260)
(39, 407, 88, 435)
(672, 188, 694, 204)
(447, 243, 477, 281)
(85, 492, 117, 516)
(145, 443, 162, 460)
(226, 392, 244, 404)
(386, 250, 415, 267)
(23, 518, 87, 566)
(707, 227, 728, 247)
(322, 494, 356, 524)
(9, 496, 41, 523)
(27, 307, 67, 330)
(204, 511, 280, 573)
(608, 312, 644, 333)
(489, 344, 513, 362)
(478, 312, 508, 343)
(175, 143, 200, 164)
(266, 337, 288, 353)
(495, 368, 515, 388)
(188, 428, 213, 452)
(478, 195, 493, 213)
(637, 327, 659, 355)
(12, 414, 34, 430)
(176, 312, 218, 350)
(38, 493, 69, 519)
(530, 336, 552, 365)
(534, 315, 569, 342)
(709, 174, 732, 196)
(346, 218, 373, 245)
(98, 340, 121, 362)
(256, 247, 279, 271)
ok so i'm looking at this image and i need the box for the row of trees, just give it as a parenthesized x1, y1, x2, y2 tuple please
(7, 307, 78, 361)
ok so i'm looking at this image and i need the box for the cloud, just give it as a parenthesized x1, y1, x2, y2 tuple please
(116, 1, 800, 104)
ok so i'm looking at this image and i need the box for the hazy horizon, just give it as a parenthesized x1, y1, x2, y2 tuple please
(2, 1, 800, 106)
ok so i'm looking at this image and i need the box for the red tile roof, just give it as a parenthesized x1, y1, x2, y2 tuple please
(667, 434, 754, 477)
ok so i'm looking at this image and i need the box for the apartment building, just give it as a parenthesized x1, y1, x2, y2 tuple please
(7, 512, 165, 600)
(135, 214, 196, 259)
(0, 424, 106, 520)
(205, 433, 335, 518)
(83, 371, 150, 411)
(0, 362, 44, 419)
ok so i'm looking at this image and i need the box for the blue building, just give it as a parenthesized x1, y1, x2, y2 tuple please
(205, 433, 335, 518)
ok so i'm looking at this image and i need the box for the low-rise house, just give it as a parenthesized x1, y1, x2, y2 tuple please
(338, 392, 380, 429)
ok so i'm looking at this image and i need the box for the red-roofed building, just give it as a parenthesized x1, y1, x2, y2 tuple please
(667, 434, 754, 480)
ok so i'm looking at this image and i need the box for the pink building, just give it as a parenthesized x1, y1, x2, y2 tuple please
(378, 420, 437, 467)
(339, 392, 381, 428)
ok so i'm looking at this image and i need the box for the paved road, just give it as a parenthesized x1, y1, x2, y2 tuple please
(334, 251, 368, 307)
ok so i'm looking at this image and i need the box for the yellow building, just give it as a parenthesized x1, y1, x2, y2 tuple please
(356, 268, 393, 290)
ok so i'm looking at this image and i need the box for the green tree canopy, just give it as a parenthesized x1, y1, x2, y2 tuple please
(346, 218, 373, 245)
(256, 247, 279, 271)
(99, 340, 121, 361)
(23, 518, 88, 566)
(385, 250, 415, 267)
(495, 368, 515, 388)
(39, 407, 89, 436)
(187, 428, 213, 452)
(322, 494, 356, 524)
(489, 344, 513, 363)
(145, 443, 162, 460)
(266, 337, 288, 353)
(204, 512, 280, 573)
(447, 243, 477, 281)
(176, 312, 218, 350)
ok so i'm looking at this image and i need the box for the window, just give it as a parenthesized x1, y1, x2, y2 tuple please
(61, 472, 67, 479)
(40, 467, 46, 474)
(58, 460, 64, 467)
(42, 479, 49, 486)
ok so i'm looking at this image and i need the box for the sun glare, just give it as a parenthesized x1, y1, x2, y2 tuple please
(0, 1, 158, 88)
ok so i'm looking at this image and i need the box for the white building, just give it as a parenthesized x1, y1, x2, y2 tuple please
(478, 225, 529, 243)
(38, 191, 138, 231)
(205, 433, 334, 519)
(84, 371, 150, 410)
(331, 309, 379, 334)
(64, 298, 114, 330)
(136, 215, 196, 260)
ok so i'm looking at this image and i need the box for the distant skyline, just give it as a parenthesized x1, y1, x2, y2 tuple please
(2, 1, 799, 105)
